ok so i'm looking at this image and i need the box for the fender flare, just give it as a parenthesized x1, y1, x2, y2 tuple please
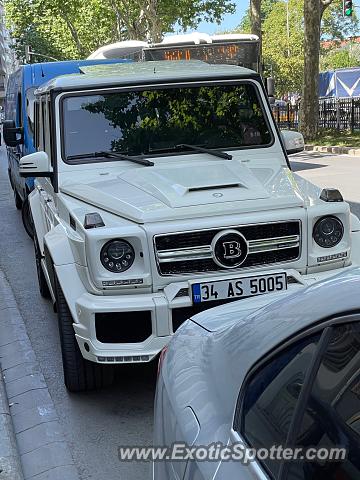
(44, 224, 76, 266)
(43, 224, 77, 299)
(350, 212, 360, 232)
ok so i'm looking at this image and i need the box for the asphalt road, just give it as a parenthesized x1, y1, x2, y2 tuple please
(0, 148, 359, 480)
(291, 150, 360, 219)
(0, 148, 154, 479)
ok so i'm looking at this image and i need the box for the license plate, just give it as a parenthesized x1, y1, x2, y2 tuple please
(192, 273, 287, 304)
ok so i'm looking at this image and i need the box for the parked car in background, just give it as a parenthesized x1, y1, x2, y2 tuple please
(17, 60, 360, 393)
(154, 268, 360, 479)
(3, 58, 131, 237)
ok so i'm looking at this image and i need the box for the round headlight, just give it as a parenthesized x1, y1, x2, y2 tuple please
(100, 239, 135, 273)
(313, 216, 344, 248)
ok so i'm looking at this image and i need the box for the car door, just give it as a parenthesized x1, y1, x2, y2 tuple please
(35, 95, 57, 236)
(284, 319, 360, 480)
(228, 315, 360, 480)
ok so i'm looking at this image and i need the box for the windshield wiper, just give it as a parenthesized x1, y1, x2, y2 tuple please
(149, 144, 232, 160)
(177, 144, 232, 160)
(67, 150, 154, 166)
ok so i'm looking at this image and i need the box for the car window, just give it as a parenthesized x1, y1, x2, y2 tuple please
(61, 82, 273, 162)
(44, 99, 52, 161)
(239, 332, 322, 478)
(287, 322, 360, 480)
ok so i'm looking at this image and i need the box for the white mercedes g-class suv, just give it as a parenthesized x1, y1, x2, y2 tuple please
(19, 61, 360, 392)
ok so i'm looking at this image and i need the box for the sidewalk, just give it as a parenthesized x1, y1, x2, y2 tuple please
(0, 269, 80, 480)
(0, 367, 23, 480)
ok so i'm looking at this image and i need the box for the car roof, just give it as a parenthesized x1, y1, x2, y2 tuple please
(34, 60, 259, 94)
(12, 59, 132, 88)
(194, 267, 360, 367)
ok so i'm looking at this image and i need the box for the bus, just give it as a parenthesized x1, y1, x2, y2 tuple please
(88, 32, 261, 72)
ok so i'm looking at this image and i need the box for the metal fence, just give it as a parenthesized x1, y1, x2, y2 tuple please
(271, 97, 360, 132)
(271, 104, 299, 130)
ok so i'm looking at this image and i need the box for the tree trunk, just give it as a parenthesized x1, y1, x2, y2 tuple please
(301, 0, 333, 141)
(250, 0, 262, 64)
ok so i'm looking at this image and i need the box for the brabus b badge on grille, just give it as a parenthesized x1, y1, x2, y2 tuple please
(211, 229, 249, 269)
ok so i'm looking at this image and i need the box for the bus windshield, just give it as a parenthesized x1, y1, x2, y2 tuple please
(62, 82, 273, 162)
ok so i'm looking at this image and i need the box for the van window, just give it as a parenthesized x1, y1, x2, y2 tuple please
(26, 88, 36, 137)
(17, 92, 22, 127)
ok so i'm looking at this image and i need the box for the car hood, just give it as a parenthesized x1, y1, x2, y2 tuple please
(60, 159, 306, 223)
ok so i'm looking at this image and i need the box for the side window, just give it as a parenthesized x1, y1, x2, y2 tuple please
(287, 321, 360, 480)
(238, 332, 322, 478)
(17, 91, 22, 127)
(41, 99, 46, 151)
(44, 99, 51, 160)
(34, 101, 40, 150)
(26, 88, 36, 138)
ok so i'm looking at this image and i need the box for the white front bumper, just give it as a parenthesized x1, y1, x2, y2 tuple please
(55, 263, 356, 364)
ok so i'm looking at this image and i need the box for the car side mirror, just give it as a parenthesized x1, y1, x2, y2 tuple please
(19, 151, 53, 178)
(3, 120, 23, 147)
(281, 130, 305, 155)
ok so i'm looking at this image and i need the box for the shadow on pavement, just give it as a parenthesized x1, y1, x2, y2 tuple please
(291, 161, 327, 172)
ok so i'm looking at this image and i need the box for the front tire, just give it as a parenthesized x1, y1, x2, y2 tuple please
(14, 189, 22, 210)
(8, 169, 14, 190)
(22, 197, 34, 239)
(55, 275, 114, 392)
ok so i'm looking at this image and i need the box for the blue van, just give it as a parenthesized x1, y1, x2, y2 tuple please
(3, 58, 131, 237)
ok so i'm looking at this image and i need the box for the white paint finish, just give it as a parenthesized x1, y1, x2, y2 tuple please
(154, 268, 360, 479)
(30, 65, 359, 366)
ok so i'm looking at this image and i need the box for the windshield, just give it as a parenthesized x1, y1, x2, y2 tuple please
(61, 82, 273, 162)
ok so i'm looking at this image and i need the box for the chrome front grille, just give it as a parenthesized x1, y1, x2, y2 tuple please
(154, 221, 301, 276)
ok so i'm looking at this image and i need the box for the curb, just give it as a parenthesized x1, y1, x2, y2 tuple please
(0, 270, 80, 480)
(305, 144, 360, 156)
(0, 367, 23, 480)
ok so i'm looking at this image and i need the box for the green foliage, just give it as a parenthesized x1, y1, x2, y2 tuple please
(237, 0, 279, 33)
(322, 0, 359, 40)
(315, 129, 360, 146)
(320, 47, 360, 70)
(235, 0, 359, 96)
(262, 0, 304, 96)
(5, 0, 235, 62)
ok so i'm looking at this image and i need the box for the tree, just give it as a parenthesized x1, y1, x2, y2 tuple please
(299, 0, 357, 139)
(250, 0, 262, 52)
(262, 0, 304, 96)
(5, 0, 236, 61)
(236, 0, 358, 100)
(321, 46, 360, 70)
(238, 0, 278, 32)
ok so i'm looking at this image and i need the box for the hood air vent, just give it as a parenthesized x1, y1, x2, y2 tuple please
(188, 183, 242, 193)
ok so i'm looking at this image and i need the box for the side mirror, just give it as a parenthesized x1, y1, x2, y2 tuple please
(281, 130, 305, 155)
(3, 120, 23, 147)
(19, 151, 53, 178)
(265, 77, 275, 104)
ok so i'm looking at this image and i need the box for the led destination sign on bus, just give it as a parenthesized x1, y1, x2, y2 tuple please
(144, 42, 259, 69)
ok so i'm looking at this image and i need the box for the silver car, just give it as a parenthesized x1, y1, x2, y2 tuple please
(154, 269, 360, 479)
